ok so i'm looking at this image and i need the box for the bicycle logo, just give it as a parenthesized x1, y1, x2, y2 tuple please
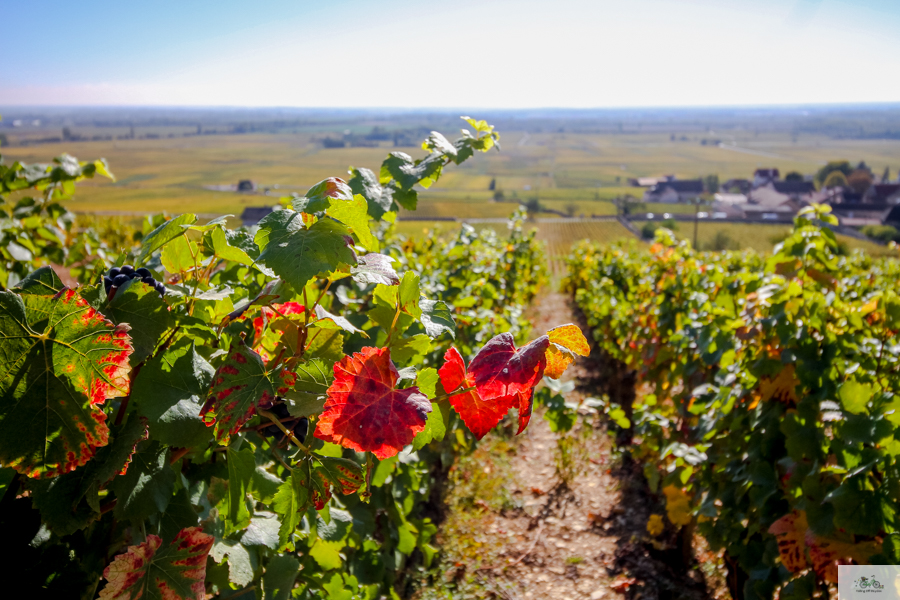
(854, 576, 884, 591)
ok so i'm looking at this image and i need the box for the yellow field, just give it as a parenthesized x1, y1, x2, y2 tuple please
(6, 130, 900, 221)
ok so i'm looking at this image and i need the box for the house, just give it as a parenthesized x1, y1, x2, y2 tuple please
(827, 203, 895, 226)
(713, 192, 748, 205)
(865, 183, 900, 204)
(237, 179, 257, 192)
(642, 180, 704, 203)
(722, 178, 751, 194)
(240, 206, 273, 226)
(752, 168, 780, 188)
(885, 205, 900, 225)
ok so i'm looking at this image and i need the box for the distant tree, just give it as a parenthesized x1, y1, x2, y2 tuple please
(523, 198, 542, 218)
(488, 178, 496, 191)
(492, 190, 505, 201)
(704, 230, 738, 251)
(704, 174, 720, 194)
(0, 133, 7, 147)
(815, 161, 853, 186)
(62, 127, 72, 141)
(861, 225, 900, 243)
(823, 171, 849, 189)
(847, 169, 874, 195)
(564, 202, 578, 217)
(784, 171, 804, 182)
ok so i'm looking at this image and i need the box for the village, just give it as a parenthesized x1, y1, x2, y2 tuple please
(633, 164, 900, 228)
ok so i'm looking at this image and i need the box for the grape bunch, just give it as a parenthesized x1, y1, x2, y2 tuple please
(260, 401, 308, 444)
(104, 265, 166, 298)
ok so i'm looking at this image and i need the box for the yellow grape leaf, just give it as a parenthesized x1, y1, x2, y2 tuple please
(806, 532, 881, 584)
(758, 365, 799, 406)
(646, 514, 664, 537)
(544, 324, 590, 379)
(663, 485, 692, 527)
(768, 510, 809, 574)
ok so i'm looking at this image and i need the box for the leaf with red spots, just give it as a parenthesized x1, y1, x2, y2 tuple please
(544, 324, 590, 379)
(768, 511, 810, 574)
(317, 456, 364, 495)
(99, 526, 213, 600)
(0, 288, 133, 478)
(439, 334, 549, 439)
(314, 346, 431, 459)
(200, 341, 275, 442)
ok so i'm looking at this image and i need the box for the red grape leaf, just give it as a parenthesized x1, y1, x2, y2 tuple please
(200, 342, 275, 442)
(768, 511, 809, 574)
(0, 288, 133, 479)
(314, 346, 431, 459)
(250, 301, 306, 345)
(99, 526, 214, 600)
(544, 324, 590, 379)
(439, 334, 549, 439)
(438, 347, 514, 439)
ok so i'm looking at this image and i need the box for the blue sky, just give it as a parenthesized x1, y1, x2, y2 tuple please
(3, 0, 900, 108)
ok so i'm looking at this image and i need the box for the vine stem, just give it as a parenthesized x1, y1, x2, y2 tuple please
(430, 385, 477, 404)
(383, 301, 402, 347)
(258, 409, 310, 454)
(363, 452, 374, 501)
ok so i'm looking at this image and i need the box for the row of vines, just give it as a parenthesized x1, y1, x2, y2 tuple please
(565, 205, 900, 600)
(0, 119, 591, 599)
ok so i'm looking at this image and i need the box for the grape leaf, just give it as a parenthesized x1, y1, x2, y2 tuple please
(438, 347, 512, 439)
(262, 554, 300, 600)
(317, 456, 364, 494)
(283, 359, 333, 417)
(273, 469, 308, 548)
(544, 324, 590, 379)
(294, 177, 353, 214)
(99, 526, 213, 600)
(0, 288, 133, 478)
(348, 166, 392, 219)
(111, 441, 175, 521)
(438, 334, 551, 439)
(133, 343, 215, 448)
(200, 342, 275, 442)
(350, 253, 399, 286)
(662, 485, 692, 527)
(255, 211, 357, 294)
(327, 193, 378, 252)
(419, 298, 455, 339)
(104, 277, 172, 364)
(136, 213, 198, 264)
(768, 510, 810, 574)
(315, 347, 431, 459)
(806, 532, 880, 583)
(210, 226, 253, 266)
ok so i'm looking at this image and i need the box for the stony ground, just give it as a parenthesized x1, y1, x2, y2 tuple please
(416, 292, 729, 600)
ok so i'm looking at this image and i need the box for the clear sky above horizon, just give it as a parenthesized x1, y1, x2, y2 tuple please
(2, 0, 900, 109)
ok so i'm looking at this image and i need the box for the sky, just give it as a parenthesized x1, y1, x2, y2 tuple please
(2, 0, 900, 109)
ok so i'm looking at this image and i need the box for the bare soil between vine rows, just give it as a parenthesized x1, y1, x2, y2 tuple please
(421, 292, 728, 600)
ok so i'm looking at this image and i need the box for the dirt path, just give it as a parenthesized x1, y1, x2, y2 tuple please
(422, 292, 721, 600)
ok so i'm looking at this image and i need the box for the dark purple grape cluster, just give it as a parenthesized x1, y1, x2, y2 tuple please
(261, 401, 308, 444)
(104, 265, 166, 298)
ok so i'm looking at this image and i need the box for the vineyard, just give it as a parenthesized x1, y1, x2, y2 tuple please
(565, 207, 900, 599)
(1, 116, 899, 600)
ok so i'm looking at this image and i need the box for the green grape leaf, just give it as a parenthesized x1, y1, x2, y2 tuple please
(100, 527, 214, 600)
(226, 447, 256, 531)
(350, 253, 399, 286)
(313, 305, 365, 335)
(133, 343, 215, 448)
(294, 177, 353, 214)
(273, 469, 309, 548)
(15, 266, 64, 295)
(309, 540, 343, 570)
(200, 342, 275, 442)
(0, 288, 133, 478)
(262, 554, 300, 600)
(390, 333, 432, 363)
(161, 235, 198, 274)
(326, 193, 378, 252)
(210, 540, 254, 587)
(283, 359, 333, 417)
(111, 441, 175, 521)
(349, 166, 393, 219)
(210, 227, 253, 266)
(104, 277, 172, 364)
(412, 400, 450, 451)
(255, 211, 357, 293)
(137, 213, 198, 264)
(419, 298, 455, 339)
(241, 513, 280, 549)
